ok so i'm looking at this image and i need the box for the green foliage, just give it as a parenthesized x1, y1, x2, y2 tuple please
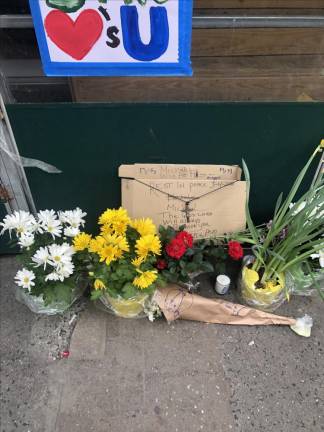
(237, 144, 324, 286)
(159, 226, 226, 284)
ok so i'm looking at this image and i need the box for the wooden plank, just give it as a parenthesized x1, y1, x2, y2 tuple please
(71, 55, 324, 102)
(195, 8, 324, 15)
(191, 55, 324, 76)
(195, 0, 324, 8)
(72, 76, 324, 102)
(192, 28, 324, 56)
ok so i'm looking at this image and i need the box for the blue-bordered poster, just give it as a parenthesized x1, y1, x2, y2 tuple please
(29, 0, 193, 76)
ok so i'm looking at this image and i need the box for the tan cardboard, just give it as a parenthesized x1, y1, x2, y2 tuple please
(119, 164, 246, 239)
(119, 163, 242, 181)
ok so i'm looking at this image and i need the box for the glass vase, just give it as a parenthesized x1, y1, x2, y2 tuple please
(286, 263, 324, 296)
(15, 278, 87, 315)
(99, 291, 150, 319)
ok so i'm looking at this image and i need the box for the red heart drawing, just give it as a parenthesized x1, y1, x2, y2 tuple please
(45, 9, 103, 61)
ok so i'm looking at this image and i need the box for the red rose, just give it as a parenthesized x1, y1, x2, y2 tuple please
(176, 231, 193, 248)
(165, 238, 187, 260)
(156, 259, 167, 270)
(228, 241, 243, 260)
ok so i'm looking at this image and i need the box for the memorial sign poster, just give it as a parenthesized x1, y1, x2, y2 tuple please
(119, 164, 247, 239)
(29, 0, 193, 76)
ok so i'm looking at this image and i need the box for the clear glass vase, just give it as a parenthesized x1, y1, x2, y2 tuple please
(286, 264, 324, 296)
(15, 279, 87, 315)
(98, 292, 150, 319)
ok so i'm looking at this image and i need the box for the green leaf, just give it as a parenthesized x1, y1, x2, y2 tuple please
(91, 290, 103, 300)
(181, 269, 188, 277)
(179, 260, 186, 269)
(193, 253, 203, 264)
(273, 192, 283, 218)
(214, 262, 226, 275)
(121, 283, 138, 299)
(200, 261, 214, 272)
(242, 159, 259, 245)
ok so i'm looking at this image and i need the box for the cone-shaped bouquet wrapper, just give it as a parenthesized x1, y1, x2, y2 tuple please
(153, 286, 313, 337)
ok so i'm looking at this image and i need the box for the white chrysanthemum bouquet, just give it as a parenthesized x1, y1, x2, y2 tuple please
(0, 208, 87, 308)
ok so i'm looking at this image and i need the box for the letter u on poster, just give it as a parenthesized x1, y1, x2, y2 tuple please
(29, 0, 193, 76)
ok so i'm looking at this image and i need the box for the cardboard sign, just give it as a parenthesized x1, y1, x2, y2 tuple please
(29, 0, 193, 76)
(119, 164, 247, 239)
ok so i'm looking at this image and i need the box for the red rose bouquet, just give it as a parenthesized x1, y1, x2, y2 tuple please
(228, 240, 244, 261)
(158, 225, 215, 284)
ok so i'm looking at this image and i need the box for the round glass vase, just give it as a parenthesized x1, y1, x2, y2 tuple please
(99, 291, 150, 319)
(15, 278, 87, 315)
(238, 256, 289, 312)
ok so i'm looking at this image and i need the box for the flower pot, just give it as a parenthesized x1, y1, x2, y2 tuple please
(15, 279, 87, 315)
(99, 292, 150, 319)
(238, 256, 290, 312)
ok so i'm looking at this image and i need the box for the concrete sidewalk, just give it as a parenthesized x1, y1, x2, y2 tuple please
(1, 255, 323, 432)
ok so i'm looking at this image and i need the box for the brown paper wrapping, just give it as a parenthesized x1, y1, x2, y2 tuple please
(153, 285, 296, 327)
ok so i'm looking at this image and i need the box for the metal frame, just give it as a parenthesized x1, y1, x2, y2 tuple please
(0, 94, 36, 214)
(1, 14, 324, 29)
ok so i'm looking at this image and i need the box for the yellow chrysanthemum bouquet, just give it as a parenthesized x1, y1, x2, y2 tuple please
(73, 208, 165, 317)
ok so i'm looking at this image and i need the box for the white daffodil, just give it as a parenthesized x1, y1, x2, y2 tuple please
(32, 246, 50, 269)
(59, 208, 86, 228)
(289, 201, 306, 216)
(310, 249, 324, 268)
(0, 210, 36, 238)
(64, 226, 80, 237)
(14, 268, 36, 291)
(320, 250, 324, 268)
(18, 232, 35, 249)
(37, 210, 62, 238)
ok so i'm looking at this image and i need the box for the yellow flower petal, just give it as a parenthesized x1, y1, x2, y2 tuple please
(94, 279, 106, 290)
(135, 234, 161, 258)
(131, 256, 145, 267)
(73, 232, 92, 251)
(133, 270, 158, 289)
(131, 218, 157, 237)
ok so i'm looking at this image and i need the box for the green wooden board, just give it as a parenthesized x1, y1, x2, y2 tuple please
(1, 102, 323, 253)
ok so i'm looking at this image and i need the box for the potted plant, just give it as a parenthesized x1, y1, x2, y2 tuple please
(157, 225, 218, 291)
(73, 208, 164, 318)
(235, 142, 324, 311)
(0, 208, 87, 314)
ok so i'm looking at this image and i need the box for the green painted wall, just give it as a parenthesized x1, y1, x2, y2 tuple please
(1, 102, 323, 253)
